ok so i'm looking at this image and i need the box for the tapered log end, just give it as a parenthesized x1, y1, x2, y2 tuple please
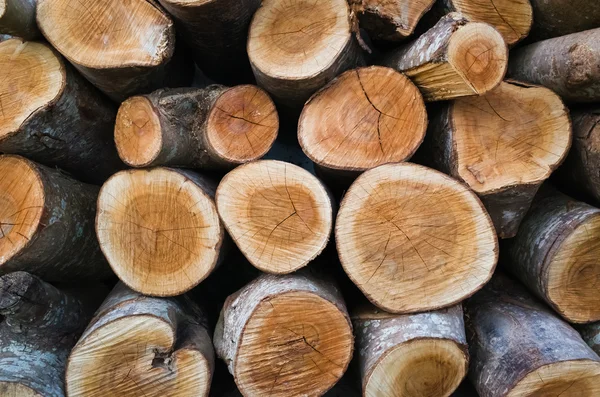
(0, 271, 35, 310)
(508, 360, 600, 396)
(0, 383, 39, 397)
(216, 160, 332, 273)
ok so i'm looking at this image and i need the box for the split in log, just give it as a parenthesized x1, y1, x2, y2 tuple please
(66, 283, 214, 397)
(425, 80, 572, 238)
(528, 0, 600, 41)
(466, 273, 600, 397)
(0, 155, 112, 281)
(502, 187, 600, 324)
(508, 28, 600, 103)
(353, 303, 468, 397)
(381, 13, 508, 101)
(0, 0, 39, 39)
(298, 66, 427, 176)
(216, 160, 333, 274)
(579, 322, 600, 357)
(336, 162, 498, 313)
(115, 86, 278, 169)
(0, 38, 122, 184)
(214, 272, 353, 397)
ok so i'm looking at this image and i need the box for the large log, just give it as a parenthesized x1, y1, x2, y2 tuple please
(353, 303, 468, 397)
(528, 0, 600, 41)
(381, 13, 507, 101)
(0, 155, 112, 281)
(336, 162, 498, 313)
(214, 272, 354, 397)
(425, 80, 571, 238)
(0, 38, 122, 184)
(96, 167, 224, 297)
(466, 273, 600, 397)
(580, 322, 600, 356)
(0, 0, 39, 39)
(66, 283, 214, 397)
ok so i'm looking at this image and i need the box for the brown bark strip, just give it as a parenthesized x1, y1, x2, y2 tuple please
(527, 0, 600, 41)
(0, 0, 39, 39)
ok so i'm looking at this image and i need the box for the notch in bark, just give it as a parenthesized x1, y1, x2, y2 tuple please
(115, 86, 278, 169)
(214, 272, 353, 397)
(528, 0, 600, 41)
(336, 163, 498, 313)
(216, 160, 333, 274)
(0, 155, 112, 281)
(466, 273, 600, 397)
(580, 322, 600, 356)
(381, 13, 508, 101)
(66, 283, 214, 397)
(425, 81, 572, 238)
(353, 303, 468, 397)
(96, 168, 223, 297)
(0, 0, 39, 39)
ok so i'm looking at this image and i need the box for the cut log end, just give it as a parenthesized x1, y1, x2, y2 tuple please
(508, 360, 600, 396)
(0, 383, 39, 397)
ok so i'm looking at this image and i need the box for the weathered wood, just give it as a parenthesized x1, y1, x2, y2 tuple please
(579, 322, 600, 356)
(528, 0, 600, 41)
(0, 0, 39, 39)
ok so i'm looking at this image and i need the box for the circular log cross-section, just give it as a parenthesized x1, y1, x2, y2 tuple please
(96, 168, 223, 296)
(298, 66, 427, 175)
(336, 163, 498, 313)
(216, 160, 333, 274)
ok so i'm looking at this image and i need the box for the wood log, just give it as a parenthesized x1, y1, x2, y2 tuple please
(381, 13, 507, 101)
(336, 162, 498, 313)
(298, 66, 427, 177)
(528, 0, 600, 41)
(465, 273, 600, 397)
(216, 160, 333, 274)
(0, 155, 112, 281)
(214, 271, 353, 397)
(66, 282, 214, 397)
(36, 0, 193, 102)
(425, 80, 571, 238)
(96, 167, 223, 297)
(353, 303, 468, 397)
(0, 38, 122, 184)
(502, 187, 600, 324)
(115, 86, 278, 169)
(579, 322, 600, 356)
(0, 0, 39, 39)
(507, 29, 600, 103)
(247, 0, 362, 107)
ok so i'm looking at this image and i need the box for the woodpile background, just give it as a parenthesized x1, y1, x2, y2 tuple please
(0, 0, 599, 396)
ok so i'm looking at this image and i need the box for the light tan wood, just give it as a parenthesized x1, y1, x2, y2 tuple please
(0, 383, 40, 397)
(508, 360, 600, 396)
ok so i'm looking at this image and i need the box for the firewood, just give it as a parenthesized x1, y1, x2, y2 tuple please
(580, 322, 600, 356)
(96, 168, 223, 297)
(425, 81, 572, 238)
(66, 283, 214, 397)
(115, 86, 278, 169)
(353, 303, 468, 397)
(214, 272, 353, 397)
(502, 187, 600, 324)
(36, 0, 193, 102)
(528, 0, 600, 41)
(0, 155, 111, 281)
(247, 0, 362, 107)
(216, 160, 333, 274)
(0, 0, 39, 39)
(508, 28, 600, 103)
(466, 273, 600, 397)
(298, 66, 427, 177)
(381, 13, 508, 101)
(0, 38, 122, 184)
(336, 163, 498, 313)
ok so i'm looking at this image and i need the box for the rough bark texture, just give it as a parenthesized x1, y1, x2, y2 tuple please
(0, 0, 39, 39)
(528, 0, 600, 41)
(580, 322, 600, 356)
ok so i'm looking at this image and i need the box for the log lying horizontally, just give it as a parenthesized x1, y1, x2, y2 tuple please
(96, 168, 224, 296)
(580, 322, 600, 356)
(466, 273, 600, 397)
(353, 303, 468, 397)
(336, 163, 498, 313)
(0, 0, 39, 39)
(528, 0, 600, 41)
(66, 283, 214, 397)
(425, 80, 572, 238)
(214, 272, 353, 397)
(381, 13, 508, 101)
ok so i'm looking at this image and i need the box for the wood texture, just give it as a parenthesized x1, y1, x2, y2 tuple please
(0, 0, 39, 39)
(528, 0, 600, 41)
(580, 322, 600, 356)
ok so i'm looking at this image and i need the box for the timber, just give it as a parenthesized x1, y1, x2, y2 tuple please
(580, 322, 600, 356)
(528, 0, 600, 41)
(0, 0, 39, 39)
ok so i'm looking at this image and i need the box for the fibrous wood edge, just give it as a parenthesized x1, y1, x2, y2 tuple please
(0, 0, 39, 39)
(527, 0, 600, 41)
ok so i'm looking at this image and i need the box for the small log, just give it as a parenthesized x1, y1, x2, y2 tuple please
(528, 0, 600, 41)
(508, 28, 600, 103)
(579, 322, 600, 356)
(66, 283, 214, 397)
(216, 160, 333, 274)
(353, 303, 468, 396)
(0, 0, 39, 39)
(0, 38, 122, 184)
(336, 162, 498, 313)
(36, 0, 193, 102)
(381, 13, 507, 101)
(298, 66, 427, 176)
(0, 155, 111, 281)
(214, 271, 354, 397)
(502, 187, 600, 324)
(466, 273, 600, 397)
(425, 80, 572, 238)
(115, 86, 278, 169)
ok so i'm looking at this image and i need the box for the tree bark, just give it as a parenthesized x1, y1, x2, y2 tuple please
(214, 271, 354, 397)
(527, 0, 600, 41)
(465, 273, 600, 397)
(0, 0, 39, 39)
(579, 322, 600, 356)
